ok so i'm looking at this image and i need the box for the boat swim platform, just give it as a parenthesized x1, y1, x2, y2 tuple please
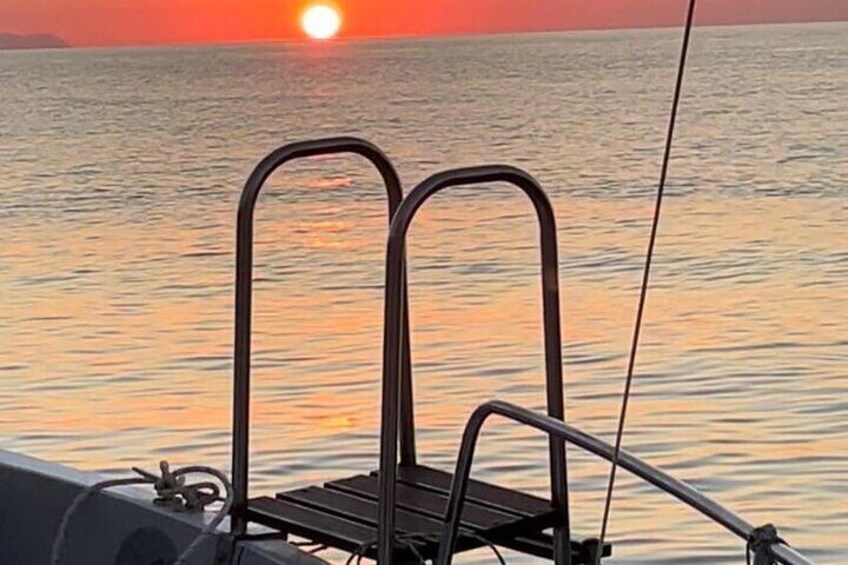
(248, 465, 610, 563)
(229, 138, 612, 564)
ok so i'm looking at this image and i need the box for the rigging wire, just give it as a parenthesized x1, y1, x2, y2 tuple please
(595, 0, 699, 561)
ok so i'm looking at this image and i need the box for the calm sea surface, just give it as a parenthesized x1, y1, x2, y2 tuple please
(1, 22, 846, 564)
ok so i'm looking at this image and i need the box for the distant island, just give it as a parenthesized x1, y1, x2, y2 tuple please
(0, 33, 69, 50)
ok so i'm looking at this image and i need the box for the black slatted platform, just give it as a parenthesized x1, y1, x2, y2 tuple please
(247, 465, 611, 563)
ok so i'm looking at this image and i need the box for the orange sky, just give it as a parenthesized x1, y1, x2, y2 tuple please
(2, 0, 846, 47)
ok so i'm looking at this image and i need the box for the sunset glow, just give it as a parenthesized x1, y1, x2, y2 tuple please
(0, 0, 844, 46)
(301, 4, 342, 40)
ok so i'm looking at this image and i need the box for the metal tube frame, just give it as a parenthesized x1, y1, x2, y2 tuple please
(231, 137, 413, 535)
(378, 166, 571, 565)
(436, 400, 814, 565)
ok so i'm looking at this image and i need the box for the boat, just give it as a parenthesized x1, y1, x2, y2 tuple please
(0, 3, 821, 564)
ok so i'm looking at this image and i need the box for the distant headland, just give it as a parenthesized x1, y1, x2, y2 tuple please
(0, 33, 70, 50)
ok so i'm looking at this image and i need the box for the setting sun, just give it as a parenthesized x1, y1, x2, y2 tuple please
(301, 4, 342, 40)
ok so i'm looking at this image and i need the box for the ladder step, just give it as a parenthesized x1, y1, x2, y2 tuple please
(326, 473, 518, 531)
(249, 496, 379, 552)
(279, 486, 443, 538)
(248, 496, 431, 562)
(390, 464, 553, 517)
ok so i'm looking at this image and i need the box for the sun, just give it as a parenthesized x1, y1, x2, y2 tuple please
(301, 4, 342, 40)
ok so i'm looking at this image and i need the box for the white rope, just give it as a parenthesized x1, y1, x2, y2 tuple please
(50, 461, 234, 565)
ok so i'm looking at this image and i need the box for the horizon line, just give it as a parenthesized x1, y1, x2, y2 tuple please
(8, 16, 846, 51)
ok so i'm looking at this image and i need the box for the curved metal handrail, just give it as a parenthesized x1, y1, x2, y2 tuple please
(231, 137, 413, 534)
(436, 400, 814, 565)
(378, 166, 570, 564)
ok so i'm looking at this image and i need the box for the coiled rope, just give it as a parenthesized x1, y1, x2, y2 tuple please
(50, 461, 233, 565)
(595, 0, 699, 563)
